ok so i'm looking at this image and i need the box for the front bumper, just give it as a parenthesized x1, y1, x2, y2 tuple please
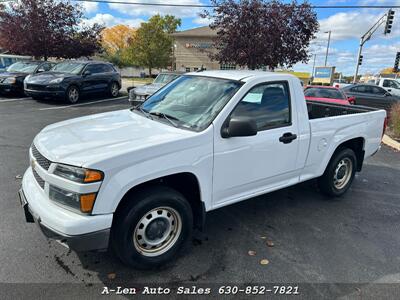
(25, 89, 65, 98)
(19, 168, 113, 251)
(0, 83, 21, 93)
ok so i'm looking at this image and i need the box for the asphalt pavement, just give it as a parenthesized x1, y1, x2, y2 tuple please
(0, 93, 400, 299)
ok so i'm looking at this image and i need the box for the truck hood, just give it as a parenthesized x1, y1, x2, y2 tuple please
(133, 83, 165, 95)
(33, 109, 195, 167)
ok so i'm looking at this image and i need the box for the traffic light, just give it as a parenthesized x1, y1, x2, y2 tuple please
(384, 9, 395, 34)
(394, 52, 400, 73)
(358, 55, 363, 66)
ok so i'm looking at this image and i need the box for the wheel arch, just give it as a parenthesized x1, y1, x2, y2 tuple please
(113, 172, 206, 231)
(329, 137, 365, 172)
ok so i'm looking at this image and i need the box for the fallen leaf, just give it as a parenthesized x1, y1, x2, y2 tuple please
(15, 174, 22, 179)
(248, 250, 256, 256)
(266, 240, 274, 247)
(107, 273, 116, 280)
(260, 259, 269, 265)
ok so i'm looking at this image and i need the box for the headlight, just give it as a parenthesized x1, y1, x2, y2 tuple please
(25, 75, 31, 81)
(4, 77, 16, 84)
(53, 164, 103, 183)
(49, 77, 63, 84)
(49, 185, 97, 213)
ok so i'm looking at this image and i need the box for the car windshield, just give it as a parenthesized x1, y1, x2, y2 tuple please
(51, 62, 86, 74)
(140, 75, 242, 131)
(304, 87, 345, 100)
(153, 73, 179, 84)
(6, 61, 40, 73)
(390, 80, 400, 89)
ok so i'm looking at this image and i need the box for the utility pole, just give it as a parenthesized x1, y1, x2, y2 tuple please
(324, 31, 331, 66)
(353, 9, 395, 83)
(311, 53, 316, 83)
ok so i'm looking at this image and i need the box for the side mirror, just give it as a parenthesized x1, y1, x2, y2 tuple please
(37, 68, 45, 73)
(385, 92, 391, 97)
(221, 116, 258, 138)
(347, 96, 355, 104)
(83, 70, 91, 76)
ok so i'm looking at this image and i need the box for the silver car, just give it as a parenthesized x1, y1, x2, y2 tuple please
(128, 72, 183, 106)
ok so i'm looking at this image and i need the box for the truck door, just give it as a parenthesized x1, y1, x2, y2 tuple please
(212, 80, 300, 206)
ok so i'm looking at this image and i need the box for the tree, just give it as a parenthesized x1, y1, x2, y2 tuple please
(128, 15, 181, 76)
(380, 67, 400, 75)
(200, 0, 319, 70)
(101, 24, 137, 67)
(0, 0, 104, 60)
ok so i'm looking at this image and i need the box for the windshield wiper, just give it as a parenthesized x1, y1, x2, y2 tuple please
(134, 106, 153, 120)
(149, 111, 179, 127)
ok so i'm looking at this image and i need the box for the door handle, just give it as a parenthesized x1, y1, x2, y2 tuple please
(279, 132, 297, 144)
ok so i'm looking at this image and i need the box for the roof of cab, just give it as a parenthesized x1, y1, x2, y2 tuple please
(186, 70, 294, 81)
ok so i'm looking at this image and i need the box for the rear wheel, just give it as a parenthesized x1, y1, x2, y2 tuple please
(66, 85, 79, 103)
(111, 186, 193, 269)
(109, 82, 119, 97)
(318, 148, 357, 197)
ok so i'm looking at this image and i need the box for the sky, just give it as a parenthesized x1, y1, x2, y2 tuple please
(80, 0, 400, 76)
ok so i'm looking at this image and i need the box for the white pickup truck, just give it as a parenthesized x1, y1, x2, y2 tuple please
(374, 78, 400, 97)
(19, 71, 386, 269)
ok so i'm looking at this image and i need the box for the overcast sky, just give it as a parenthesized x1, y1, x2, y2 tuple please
(80, 0, 400, 76)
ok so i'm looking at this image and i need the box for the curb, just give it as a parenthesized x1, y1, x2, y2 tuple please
(382, 134, 400, 151)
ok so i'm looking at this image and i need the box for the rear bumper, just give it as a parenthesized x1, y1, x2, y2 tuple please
(0, 84, 21, 93)
(19, 168, 113, 251)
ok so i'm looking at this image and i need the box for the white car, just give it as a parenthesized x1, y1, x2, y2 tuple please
(19, 71, 386, 269)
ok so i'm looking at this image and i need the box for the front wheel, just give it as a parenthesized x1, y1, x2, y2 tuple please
(111, 186, 193, 269)
(109, 82, 119, 97)
(66, 86, 80, 103)
(318, 148, 357, 197)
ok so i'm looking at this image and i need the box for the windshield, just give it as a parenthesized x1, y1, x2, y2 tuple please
(390, 80, 400, 89)
(51, 62, 86, 74)
(140, 75, 242, 131)
(304, 87, 345, 100)
(153, 73, 179, 84)
(6, 61, 40, 73)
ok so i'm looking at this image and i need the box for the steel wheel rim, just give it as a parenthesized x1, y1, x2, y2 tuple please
(133, 207, 182, 257)
(333, 157, 353, 189)
(111, 83, 119, 96)
(69, 88, 79, 103)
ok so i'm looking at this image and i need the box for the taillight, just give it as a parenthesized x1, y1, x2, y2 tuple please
(382, 117, 388, 139)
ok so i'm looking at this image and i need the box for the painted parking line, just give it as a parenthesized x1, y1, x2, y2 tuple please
(0, 97, 32, 103)
(38, 96, 128, 111)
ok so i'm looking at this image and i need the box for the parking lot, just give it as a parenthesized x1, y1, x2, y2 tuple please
(1, 93, 400, 299)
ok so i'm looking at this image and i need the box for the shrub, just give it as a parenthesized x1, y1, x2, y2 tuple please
(389, 102, 400, 139)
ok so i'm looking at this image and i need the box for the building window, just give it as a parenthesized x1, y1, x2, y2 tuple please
(185, 67, 191, 72)
(220, 64, 236, 70)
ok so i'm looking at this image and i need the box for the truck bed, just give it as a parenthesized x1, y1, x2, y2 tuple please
(306, 100, 375, 120)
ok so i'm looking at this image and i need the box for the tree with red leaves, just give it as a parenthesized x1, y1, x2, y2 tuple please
(0, 0, 103, 60)
(200, 0, 319, 70)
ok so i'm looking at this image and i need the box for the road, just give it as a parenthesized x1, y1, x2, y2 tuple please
(0, 94, 400, 299)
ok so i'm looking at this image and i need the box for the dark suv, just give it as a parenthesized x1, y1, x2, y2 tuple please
(0, 61, 55, 95)
(24, 61, 121, 103)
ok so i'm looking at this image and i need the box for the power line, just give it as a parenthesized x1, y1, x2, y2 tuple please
(0, 0, 400, 9)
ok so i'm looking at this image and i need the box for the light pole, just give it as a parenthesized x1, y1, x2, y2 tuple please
(324, 31, 331, 66)
(311, 53, 316, 83)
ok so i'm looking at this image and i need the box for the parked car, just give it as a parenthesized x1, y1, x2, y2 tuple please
(19, 71, 386, 269)
(24, 61, 121, 103)
(341, 84, 400, 113)
(332, 79, 351, 89)
(373, 78, 400, 97)
(304, 86, 354, 105)
(0, 61, 55, 95)
(128, 72, 182, 106)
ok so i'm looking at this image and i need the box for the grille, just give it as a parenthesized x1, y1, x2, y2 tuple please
(31, 144, 52, 170)
(26, 84, 47, 91)
(32, 169, 45, 189)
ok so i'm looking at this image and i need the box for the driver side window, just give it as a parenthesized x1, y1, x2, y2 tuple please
(231, 81, 291, 131)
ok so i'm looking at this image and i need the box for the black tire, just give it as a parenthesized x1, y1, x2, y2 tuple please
(65, 85, 80, 103)
(109, 81, 120, 97)
(318, 148, 357, 197)
(111, 186, 193, 269)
